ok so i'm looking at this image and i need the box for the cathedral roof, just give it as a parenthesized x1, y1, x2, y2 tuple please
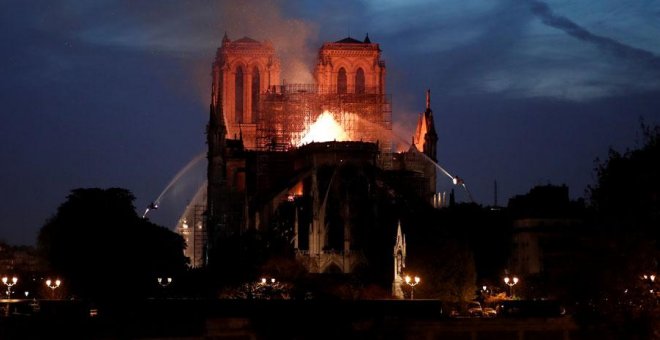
(234, 36, 260, 44)
(335, 36, 366, 44)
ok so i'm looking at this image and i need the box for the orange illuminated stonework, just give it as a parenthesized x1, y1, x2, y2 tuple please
(212, 34, 281, 149)
(315, 35, 386, 95)
(212, 34, 390, 152)
(205, 35, 439, 274)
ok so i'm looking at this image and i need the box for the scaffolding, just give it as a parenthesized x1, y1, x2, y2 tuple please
(255, 84, 392, 153)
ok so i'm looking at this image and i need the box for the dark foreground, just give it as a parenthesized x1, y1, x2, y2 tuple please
(0, 299, 622, 339)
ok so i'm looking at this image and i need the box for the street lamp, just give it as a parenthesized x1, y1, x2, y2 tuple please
(504, 276, 519, 298)
(481, 285, 490, 299)
(404, 275, 421, 300)
(2, 276, 18, 299)
(157, 277, 172, 287)
(260, 277, 276, 285)
(642, 274, 656, 294)
(45, 279, 62, 299)
(257, 277, 278, 299)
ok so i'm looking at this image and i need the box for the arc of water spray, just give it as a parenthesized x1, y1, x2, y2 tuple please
(353, 115, 474, 202)
(143, 152, 206, 218)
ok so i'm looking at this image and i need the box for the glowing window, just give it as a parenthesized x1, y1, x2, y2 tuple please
(251, 67, 260, 121)
(235, 66, 244, 123)
(337, 68, 347, 94)
(356, 68, 365, 94)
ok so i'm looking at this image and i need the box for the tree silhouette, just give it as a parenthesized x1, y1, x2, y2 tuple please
(579, 124, 660, 338)
(37, 188, 188, 302)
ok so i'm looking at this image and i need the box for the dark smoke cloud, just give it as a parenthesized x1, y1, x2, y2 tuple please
(218, 0, 319, 83)
(529, 0, 660, 69)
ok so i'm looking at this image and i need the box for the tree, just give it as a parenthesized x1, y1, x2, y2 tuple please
(37, 188, 188, 302)
(580, 124, 660, 338)
(589, 124, 659, 234)
(587, 124, 659, 284)
(412, 239, 477, 303)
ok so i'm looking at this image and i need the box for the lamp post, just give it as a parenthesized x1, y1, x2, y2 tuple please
(260, 277, 276, 285)
(404, 275, 421, 300)
(504, 276, 519, 298)
(642, 274, 656, 296)
(257, 277, 278, 299)
(2, 276, 18, 299)
(157, 277, 172, 288)
(45, 279, 61, 299)
(481, 285, 489, 301)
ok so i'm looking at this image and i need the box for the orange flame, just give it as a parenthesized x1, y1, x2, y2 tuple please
(297, 111, 349, 146)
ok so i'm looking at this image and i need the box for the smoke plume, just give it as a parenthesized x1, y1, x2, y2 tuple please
(219, 0, 319, 84)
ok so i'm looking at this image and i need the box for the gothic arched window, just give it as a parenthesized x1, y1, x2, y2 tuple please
(337, 68, 347, 94)
(235, 66, 244, 123)
(355, 68, 365, 94)
(251, 67, 260, 122)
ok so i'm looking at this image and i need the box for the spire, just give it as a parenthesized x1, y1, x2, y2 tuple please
(222, 32, 230, 45)
(364, 33, 371, 43)
(392, 220, 407, 299)
(422, 89, 438, 161)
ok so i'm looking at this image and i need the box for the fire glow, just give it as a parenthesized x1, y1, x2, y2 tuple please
(297, 111, 350, 146)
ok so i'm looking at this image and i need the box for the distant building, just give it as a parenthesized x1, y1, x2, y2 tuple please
(0, 242, 43, 275)
(507, 185, 587, 297)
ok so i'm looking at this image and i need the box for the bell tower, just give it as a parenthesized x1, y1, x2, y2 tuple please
(314, 34, 386, 95)
(212, 34, 280, 149)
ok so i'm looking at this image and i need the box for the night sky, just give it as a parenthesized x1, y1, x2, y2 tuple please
(2, 0, 659, 245)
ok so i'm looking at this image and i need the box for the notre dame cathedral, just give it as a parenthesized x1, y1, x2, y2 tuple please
(180, 33, 440, 283)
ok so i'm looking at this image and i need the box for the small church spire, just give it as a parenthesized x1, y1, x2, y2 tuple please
(392, 220, 407, 299)
(364, 33, 371, 43)
(426, 89, 431, 110)
(222, 32, 230, 45)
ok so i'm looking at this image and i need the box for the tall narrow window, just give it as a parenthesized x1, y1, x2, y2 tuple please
(251, 67, 260, 122)
(355, 68, 365, 94)
(235, 67, 244, 123)
(337, 68, 347, 94)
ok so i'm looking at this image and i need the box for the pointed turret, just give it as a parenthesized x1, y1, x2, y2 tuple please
(364, 33, 371, 43)
(392, 221, 407, 299)
(423, 89, 438, 161)
(426, 89, 431, 110)
(222, 32, 230, 46)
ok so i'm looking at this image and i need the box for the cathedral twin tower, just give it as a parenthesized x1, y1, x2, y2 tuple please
(210, 34, 387, 150)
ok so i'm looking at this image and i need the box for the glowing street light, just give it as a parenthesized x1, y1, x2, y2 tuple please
(404, 275, 421, 300)
(642, 274, 656, 295)
(157, 277, 172, 288)
(504, 276, 519, 298)
(45, 279, 62, 299)
(2, 276, 18, 299)
(481, 285, 490, 298)
(260, 278, 276, 285)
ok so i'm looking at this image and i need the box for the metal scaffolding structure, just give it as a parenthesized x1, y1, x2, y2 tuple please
(255, 84, 392, 153)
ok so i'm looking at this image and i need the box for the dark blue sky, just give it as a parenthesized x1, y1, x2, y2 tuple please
(2, 0, 659, 245)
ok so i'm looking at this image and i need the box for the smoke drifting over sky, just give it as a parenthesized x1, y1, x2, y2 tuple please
(1, 0, 660, 245)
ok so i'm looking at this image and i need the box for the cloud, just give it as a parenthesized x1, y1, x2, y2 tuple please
(529, 0, 660, 68)
(70, 1, 319, 83)
(352, 0, 660, 101)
